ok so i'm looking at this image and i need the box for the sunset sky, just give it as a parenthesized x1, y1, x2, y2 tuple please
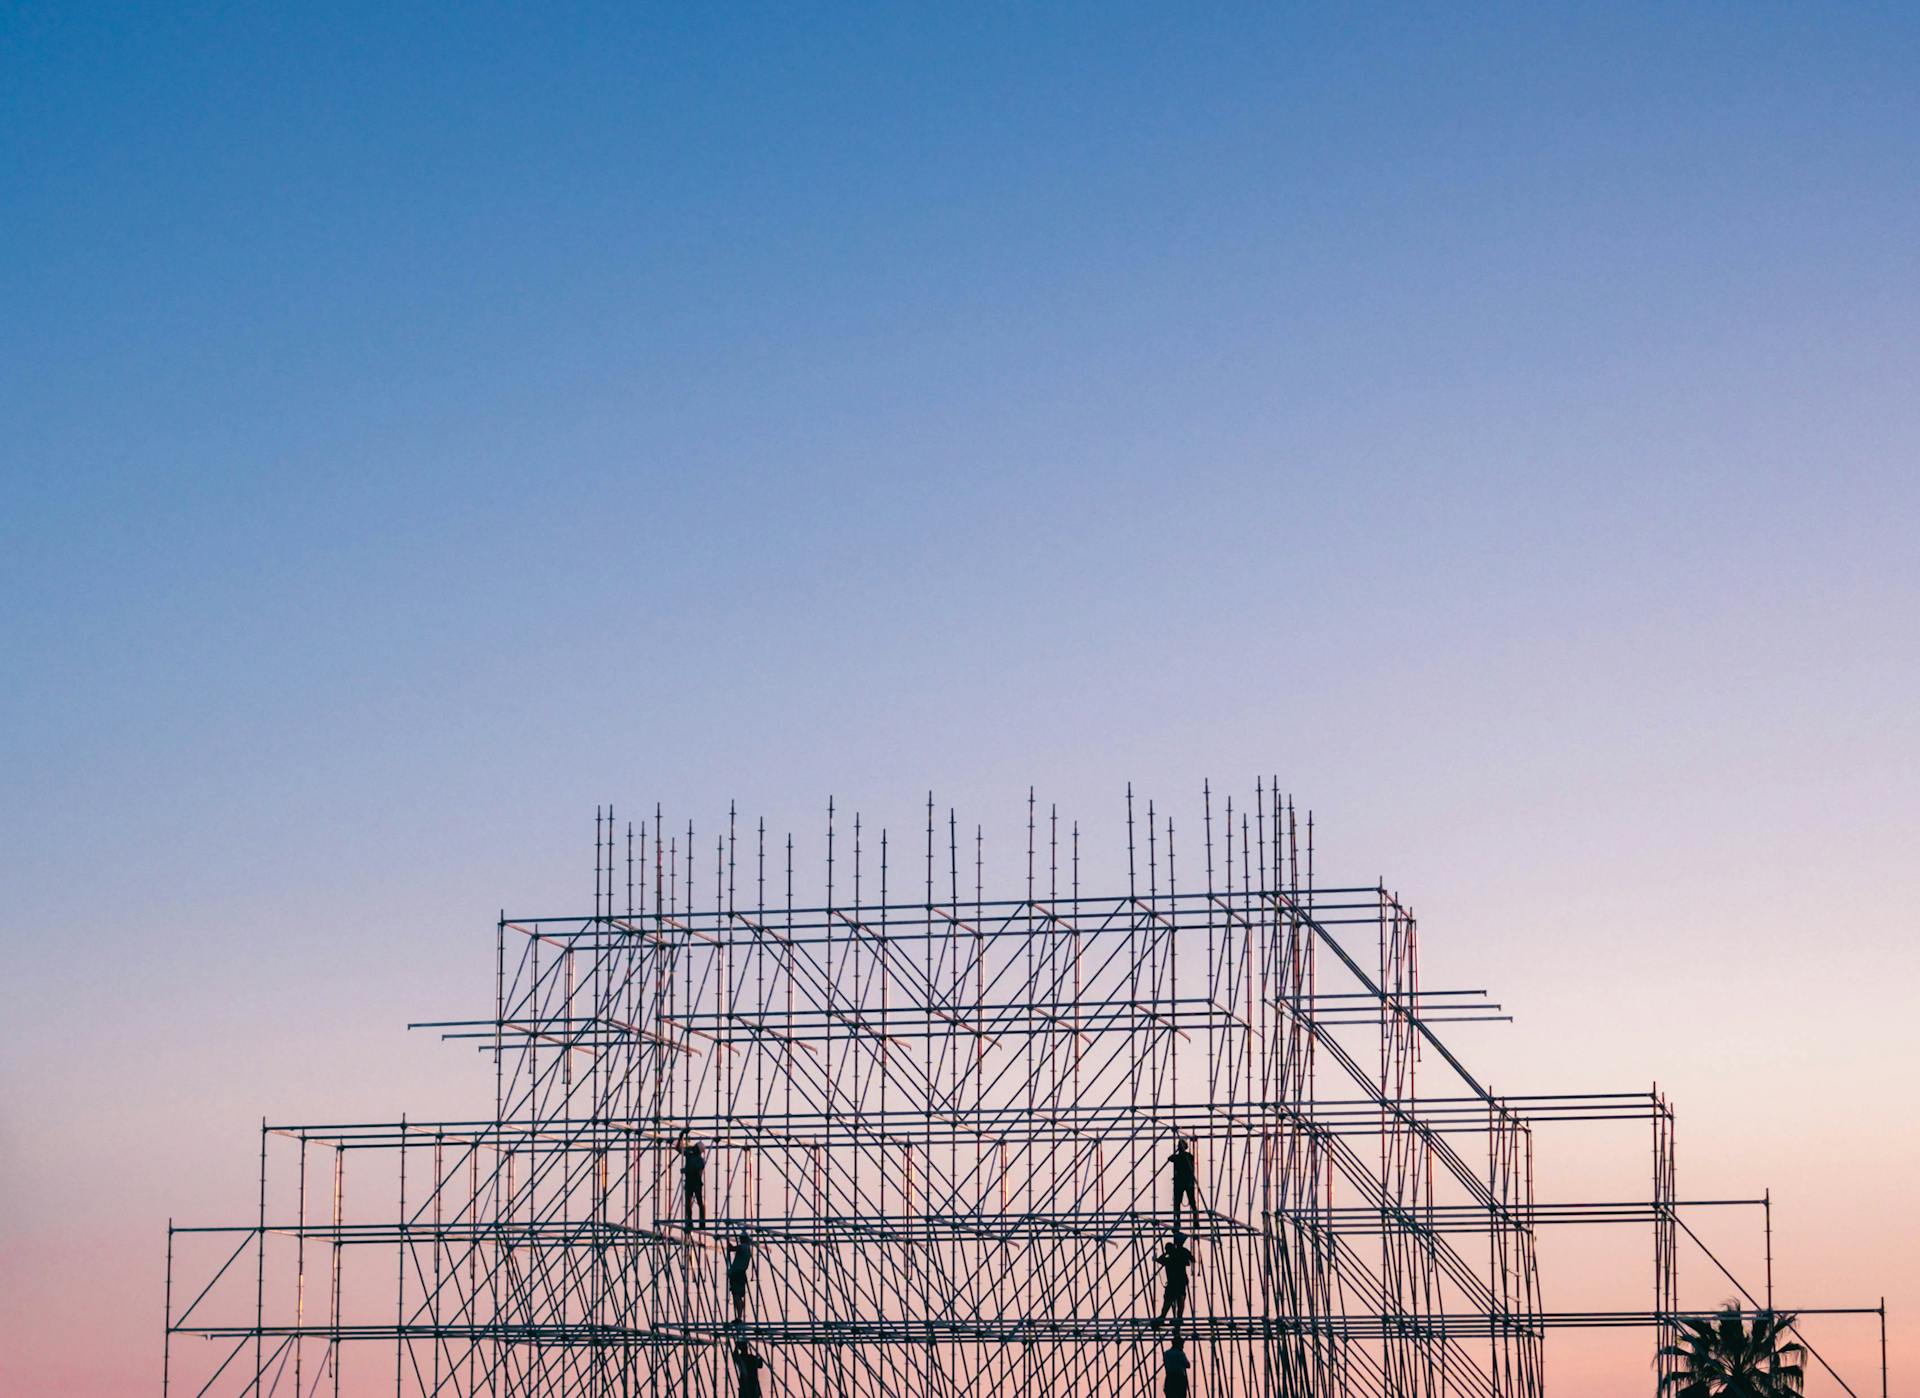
(3, 4, 1917, 1394)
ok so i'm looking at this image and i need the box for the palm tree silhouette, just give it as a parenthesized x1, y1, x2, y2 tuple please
(1659, 1305, 1806, 1398)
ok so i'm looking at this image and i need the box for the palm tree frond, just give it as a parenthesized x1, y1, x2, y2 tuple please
(1657, 1305, 1804, 1398)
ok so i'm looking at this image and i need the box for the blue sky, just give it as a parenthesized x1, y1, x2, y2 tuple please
(2, 4, 1917, 1392)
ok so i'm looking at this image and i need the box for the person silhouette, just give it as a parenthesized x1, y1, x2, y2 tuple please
(727, 1231, 755, 1321)
(681, 1139, 707, 1225)
(1152, 1228, 1194, 1327)
(1168, 1137, 1198, 1219)
(1163, 1337, 1190, 1398)
(733, 1338, 766, 1398)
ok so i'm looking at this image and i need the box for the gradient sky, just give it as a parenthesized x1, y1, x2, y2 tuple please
(3, 4, 1917, 1394)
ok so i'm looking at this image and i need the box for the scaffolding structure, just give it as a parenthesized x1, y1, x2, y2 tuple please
(163, 784, 1887, 1397)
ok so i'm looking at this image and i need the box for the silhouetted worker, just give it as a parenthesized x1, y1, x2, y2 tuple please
(1168, 1137, 1198, 1218)
(681, 1139, 707, 1225)
(1153, 1228, 1194, 1327)
(733, 1339, 766, 1398)
(727, 1231, 755, 1321)
(1163, 1338, 1190, 1398)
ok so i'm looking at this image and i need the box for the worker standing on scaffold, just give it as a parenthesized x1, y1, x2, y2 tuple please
(1152, 1228, 1194, 1327)
(681, 1138, 707, 1225)
(733, 1339, 766, 1397)
(1163, 1337, 1190, 1398)
(727, 1231, 755, 1321)
(1168, 1136, 1199, 1219)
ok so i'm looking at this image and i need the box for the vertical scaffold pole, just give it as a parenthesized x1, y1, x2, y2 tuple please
(396, 1113, 407, 1397)
(1764, 1187, 1774, 1311)
(254, 1118, 267, 1396)
(331, 1144, 344, 1398)
(1879, 1299, 1888, 1398)
(295, 1137, 307, 1398)
(163, 1219, 174, 1398)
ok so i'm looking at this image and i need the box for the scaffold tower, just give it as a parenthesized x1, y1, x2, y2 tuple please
(162, 783, 1887, 1397)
